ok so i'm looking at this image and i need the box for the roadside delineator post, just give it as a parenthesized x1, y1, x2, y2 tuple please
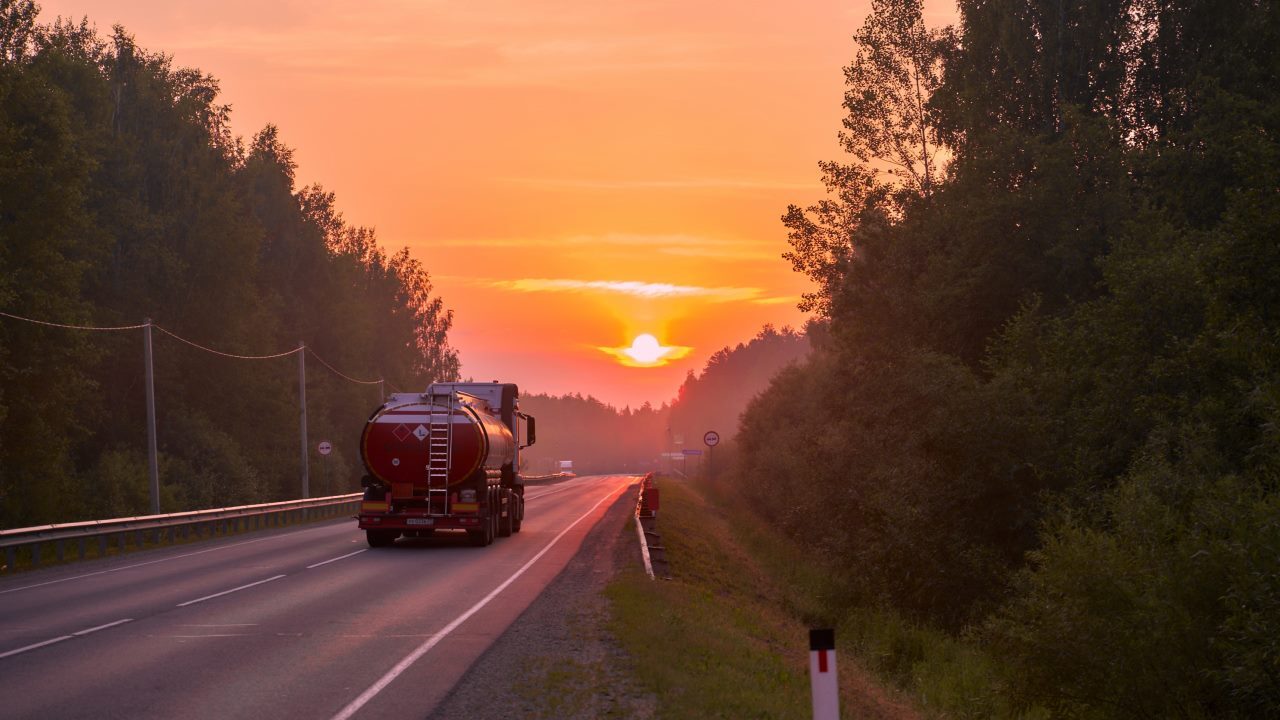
(809, 628, 839, 720)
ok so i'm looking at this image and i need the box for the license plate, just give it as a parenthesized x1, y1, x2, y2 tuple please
(406, 518, 434, 526)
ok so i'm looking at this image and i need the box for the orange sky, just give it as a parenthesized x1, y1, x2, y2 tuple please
(42, 0, 956, 409)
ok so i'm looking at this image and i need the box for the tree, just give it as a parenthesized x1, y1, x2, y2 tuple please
(781, 162, 888, 316)
(782, 0, 948, 318)
(841, 0, 950, 200)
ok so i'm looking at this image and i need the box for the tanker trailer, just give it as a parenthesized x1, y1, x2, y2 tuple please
(357, 382, 536, 548)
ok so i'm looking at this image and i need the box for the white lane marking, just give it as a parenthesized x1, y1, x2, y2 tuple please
(525, 485, 577, 501)
(72, 618, 133, 636)
(525, 475, 611, 501)
(526, 475, 640, 502)
(176, 574, 287, 607)
(0, 617, 133, 659)
(329, 483, 625, 720)
(0, 635, 73, 659)
(306, 550, 367, 569)
(0, 522, 345, 596)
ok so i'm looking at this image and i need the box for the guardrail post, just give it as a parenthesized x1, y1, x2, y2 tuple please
(31, 542, 40, 567)
(7, 546, 16, 571)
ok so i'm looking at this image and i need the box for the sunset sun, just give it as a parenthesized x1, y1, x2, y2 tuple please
(599, 333, 693, 368)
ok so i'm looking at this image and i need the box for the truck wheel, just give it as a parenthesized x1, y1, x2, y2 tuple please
(497, 489, 513, 537)
(489, 488, 500, 540)
(468, 516, 493, 547)
(367, 530, 397, 548)
(469, 491, 495, 547)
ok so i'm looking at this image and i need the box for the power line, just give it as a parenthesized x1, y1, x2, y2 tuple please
(307, 347, 382, 385)
(3, 309, 397, 388)
(0, 310, 147, 331)
(152, 324, 302, 360)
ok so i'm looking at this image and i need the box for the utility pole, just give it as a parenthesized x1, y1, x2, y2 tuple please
(144, 318, 160, 514)
(299, 341, 309, 499)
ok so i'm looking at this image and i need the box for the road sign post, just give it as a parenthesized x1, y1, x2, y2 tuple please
(317, 441, 331, 496)
(703, 430, 720, 481)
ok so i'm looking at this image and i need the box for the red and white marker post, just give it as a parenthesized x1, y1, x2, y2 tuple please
(809, 628, 839, 720)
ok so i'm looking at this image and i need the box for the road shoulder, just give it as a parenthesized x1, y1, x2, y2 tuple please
(427, 490, 655, 719)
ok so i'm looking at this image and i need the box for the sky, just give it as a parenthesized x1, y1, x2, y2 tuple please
(40, 0, 956, 409)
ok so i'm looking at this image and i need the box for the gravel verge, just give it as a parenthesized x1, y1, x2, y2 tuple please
(426, 491, 657, 720)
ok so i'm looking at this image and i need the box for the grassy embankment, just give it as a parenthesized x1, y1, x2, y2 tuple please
(607, 476, 1044, 719)
(606, 476, 916, 719)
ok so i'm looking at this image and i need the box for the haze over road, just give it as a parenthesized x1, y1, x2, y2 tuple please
(0, 474, 635, 719)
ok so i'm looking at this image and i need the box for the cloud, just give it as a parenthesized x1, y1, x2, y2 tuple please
(419, 233, 783, 262)
(751, 295, 802, 306)
(485, 278, 766, 302)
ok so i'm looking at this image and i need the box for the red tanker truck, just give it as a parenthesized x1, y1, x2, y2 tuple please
(357, 382, 536, 548)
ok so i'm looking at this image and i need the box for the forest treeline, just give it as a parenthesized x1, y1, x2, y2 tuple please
(520, 326, 809, 475)
(0, 3, 458, 527)
(734, 0, 1280, 715)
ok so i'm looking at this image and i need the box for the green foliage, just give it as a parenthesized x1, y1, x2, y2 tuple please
(737, 348, 1048, 627)
(0, 11, 457, 527)
(738, 0, 1280, 715)
(990, 464, 1280, 718)
(666, 324, 809, 448)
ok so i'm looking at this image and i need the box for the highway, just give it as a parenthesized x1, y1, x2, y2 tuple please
(0, 474, 636, 720)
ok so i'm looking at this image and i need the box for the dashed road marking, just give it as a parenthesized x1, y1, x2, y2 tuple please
(176, 574, 287, 607)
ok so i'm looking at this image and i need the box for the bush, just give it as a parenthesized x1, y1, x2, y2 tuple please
(989, 455, 1280, 718)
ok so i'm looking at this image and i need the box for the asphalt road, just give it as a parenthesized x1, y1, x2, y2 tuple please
(0, 474, 636, 720)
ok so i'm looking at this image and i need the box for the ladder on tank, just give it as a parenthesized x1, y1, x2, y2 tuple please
(425, 392, 453, 516)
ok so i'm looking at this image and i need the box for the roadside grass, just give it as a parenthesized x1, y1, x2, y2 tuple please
(705, 477, 1042, 719)
(609, 475, 1044, 719)
(606, 476, 918, 719)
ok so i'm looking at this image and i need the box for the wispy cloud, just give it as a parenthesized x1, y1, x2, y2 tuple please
(752, 295, 801, 306)
(419, 233, 783, 262)
(495, 278, 765, 302)
(440, 275, 767, 303)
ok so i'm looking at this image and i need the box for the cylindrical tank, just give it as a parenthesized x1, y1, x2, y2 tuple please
(361, 393, 515, 489)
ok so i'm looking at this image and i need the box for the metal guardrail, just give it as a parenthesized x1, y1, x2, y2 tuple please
(0, 492, 362, 574)
(634, 473, 669, 579)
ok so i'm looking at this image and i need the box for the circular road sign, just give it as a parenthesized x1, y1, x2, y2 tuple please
(703, 431, 720, 447)
(318, 441, 332, 456)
